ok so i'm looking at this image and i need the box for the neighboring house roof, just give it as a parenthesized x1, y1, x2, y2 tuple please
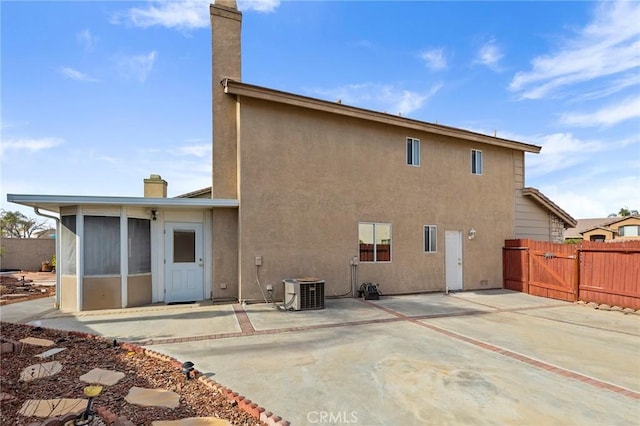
(564, 215, 640, 238)
(176, 187, 213, 199)
(522, 187, 577, 228)
(6, 194, 238, 214)
(580, 215, 640, 235)
(222, 79, 542, 154)
(35, 228, 56, 238)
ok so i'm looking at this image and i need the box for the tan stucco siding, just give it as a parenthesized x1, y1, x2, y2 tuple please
(236, 99, 516, 298)
(127, 274, 152, 307)
(82, 277, 121, 310)
(212, 209, 239, 301)
(60, 275, 77, 311)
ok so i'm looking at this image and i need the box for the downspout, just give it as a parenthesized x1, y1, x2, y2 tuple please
(34, 208, 60, 309)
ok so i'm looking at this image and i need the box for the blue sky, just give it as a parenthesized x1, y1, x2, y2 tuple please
(1, 0, 639, 221)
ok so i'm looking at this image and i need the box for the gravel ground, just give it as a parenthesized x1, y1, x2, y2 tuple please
(0, 323, 264, 425)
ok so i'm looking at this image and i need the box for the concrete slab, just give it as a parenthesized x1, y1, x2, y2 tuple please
(0, 296, 56, 323)
(371, 293, 495, 317)
(29, 304, 240, 342)
(244, 298, 394, 330)
(448, 289, 566, 310)
(426, 306, 640, 391)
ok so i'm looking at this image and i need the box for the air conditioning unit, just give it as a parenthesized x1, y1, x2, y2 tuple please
(282, 278, 325, 311)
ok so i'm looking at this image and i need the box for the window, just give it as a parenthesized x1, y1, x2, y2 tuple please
(424, 225, 437, 253)
(60, 215, 76, 275)
(471, 149, 483, 175)
(173, 230, 196, 263)
(590, 234, 606, 242)
(407, 137, 420, 166)
(359, 223, 392, 262)
(128, 218, 151, 274)
(618, 225, 640, 237)
(84, 216, 120, 276)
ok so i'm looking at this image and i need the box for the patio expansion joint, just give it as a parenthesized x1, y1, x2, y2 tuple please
(361, 299, 640, 401)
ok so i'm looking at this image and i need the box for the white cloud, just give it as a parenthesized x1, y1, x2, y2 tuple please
(0, 137, 64, 157)
(116, 51, 157, 82)
(76, 29, 96, 51)
(177, 144, 211, 158)
(510, 1, 640, 99)
(59, 66, 99, 82)
(114, 0, 279, 30)
(420, 48, 447, 71)
(559, 95, 640, 127)
(238, 0, 280, 13)
(525, 132, 636, 177)
(474, 39, 503, 71)
(309, 82, 442, 116)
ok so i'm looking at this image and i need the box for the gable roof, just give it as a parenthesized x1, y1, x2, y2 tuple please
(222, 79, 541, 154)
(564, 215, 640, 238)
(580, 215, 640, 234)
(522, 187, 577, 228)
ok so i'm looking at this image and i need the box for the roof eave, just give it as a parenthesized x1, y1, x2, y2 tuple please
(7, 194, 238, 214)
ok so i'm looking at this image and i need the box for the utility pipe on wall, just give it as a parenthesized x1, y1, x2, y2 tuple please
(34, 207, 60, 309)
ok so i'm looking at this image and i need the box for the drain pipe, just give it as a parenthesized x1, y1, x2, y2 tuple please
(34, 208, 60, 309)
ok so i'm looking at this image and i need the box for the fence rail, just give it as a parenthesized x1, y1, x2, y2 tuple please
(503, 239, 640, 310)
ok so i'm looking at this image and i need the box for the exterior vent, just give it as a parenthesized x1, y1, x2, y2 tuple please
(282, 278, 325, 311)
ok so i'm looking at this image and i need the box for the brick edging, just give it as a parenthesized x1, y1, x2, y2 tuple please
(2, 325, 289, 426)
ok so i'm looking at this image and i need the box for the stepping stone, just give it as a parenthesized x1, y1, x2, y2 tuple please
(80, 368, 125, 386)
(18, 398, 86, 418)
(125, 387, 180, 408)
(20, 337, 55, 347)
(0, 392, 16, 402)
(20, 361, 63, 381)
(35, 347, 67, 359)
(152, 418, 232, 426)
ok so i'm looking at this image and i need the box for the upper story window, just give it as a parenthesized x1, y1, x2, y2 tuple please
(471, 149, 483, 175)
(424, 225, 437, 253)
(359, 222, 392, 262)
(618, 225, 639, 237)
(407, 137, 420, 166)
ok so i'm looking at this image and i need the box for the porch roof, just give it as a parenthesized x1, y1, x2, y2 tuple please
(7, 194, 238, 214)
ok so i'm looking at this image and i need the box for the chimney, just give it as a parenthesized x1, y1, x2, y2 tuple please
(211, 0, 241, 200)
(144, 174, 168, 198)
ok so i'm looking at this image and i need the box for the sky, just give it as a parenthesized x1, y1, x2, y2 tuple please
(1, 0, 639, 223)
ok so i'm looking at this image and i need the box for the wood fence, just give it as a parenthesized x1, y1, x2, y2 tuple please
(503, 239, 640, 310)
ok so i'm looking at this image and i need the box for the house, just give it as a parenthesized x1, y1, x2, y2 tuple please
(515, 187, 577, 243)
(565, 215, 640, 242)
(8, 0, 577, 311)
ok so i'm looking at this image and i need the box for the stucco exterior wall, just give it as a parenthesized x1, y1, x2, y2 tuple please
(0, 237, 55, 271)
(212, 209, 239, 301)
(127, 274, 152, 307)
(82, 276, 121, 311)
(235, 98, 517, 299)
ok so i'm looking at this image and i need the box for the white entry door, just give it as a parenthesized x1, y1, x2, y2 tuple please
(165, 223, 204, 303)
(445, 230, 463, 291)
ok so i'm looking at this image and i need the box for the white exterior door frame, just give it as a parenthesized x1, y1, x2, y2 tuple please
(164, 222, 204, 303)
(445, 230, 463, 292)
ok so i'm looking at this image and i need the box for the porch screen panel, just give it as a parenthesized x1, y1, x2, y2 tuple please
(128, 218, 151, 274)
(60, 215, 76, 275)
(84, 216, 120, 276)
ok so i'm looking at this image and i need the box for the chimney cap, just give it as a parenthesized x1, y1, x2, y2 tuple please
(214, 0, 238, 10)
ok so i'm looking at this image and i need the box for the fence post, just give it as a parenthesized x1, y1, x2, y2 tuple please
(573, 246, 580, 302)
(524, 246, 530, 294)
